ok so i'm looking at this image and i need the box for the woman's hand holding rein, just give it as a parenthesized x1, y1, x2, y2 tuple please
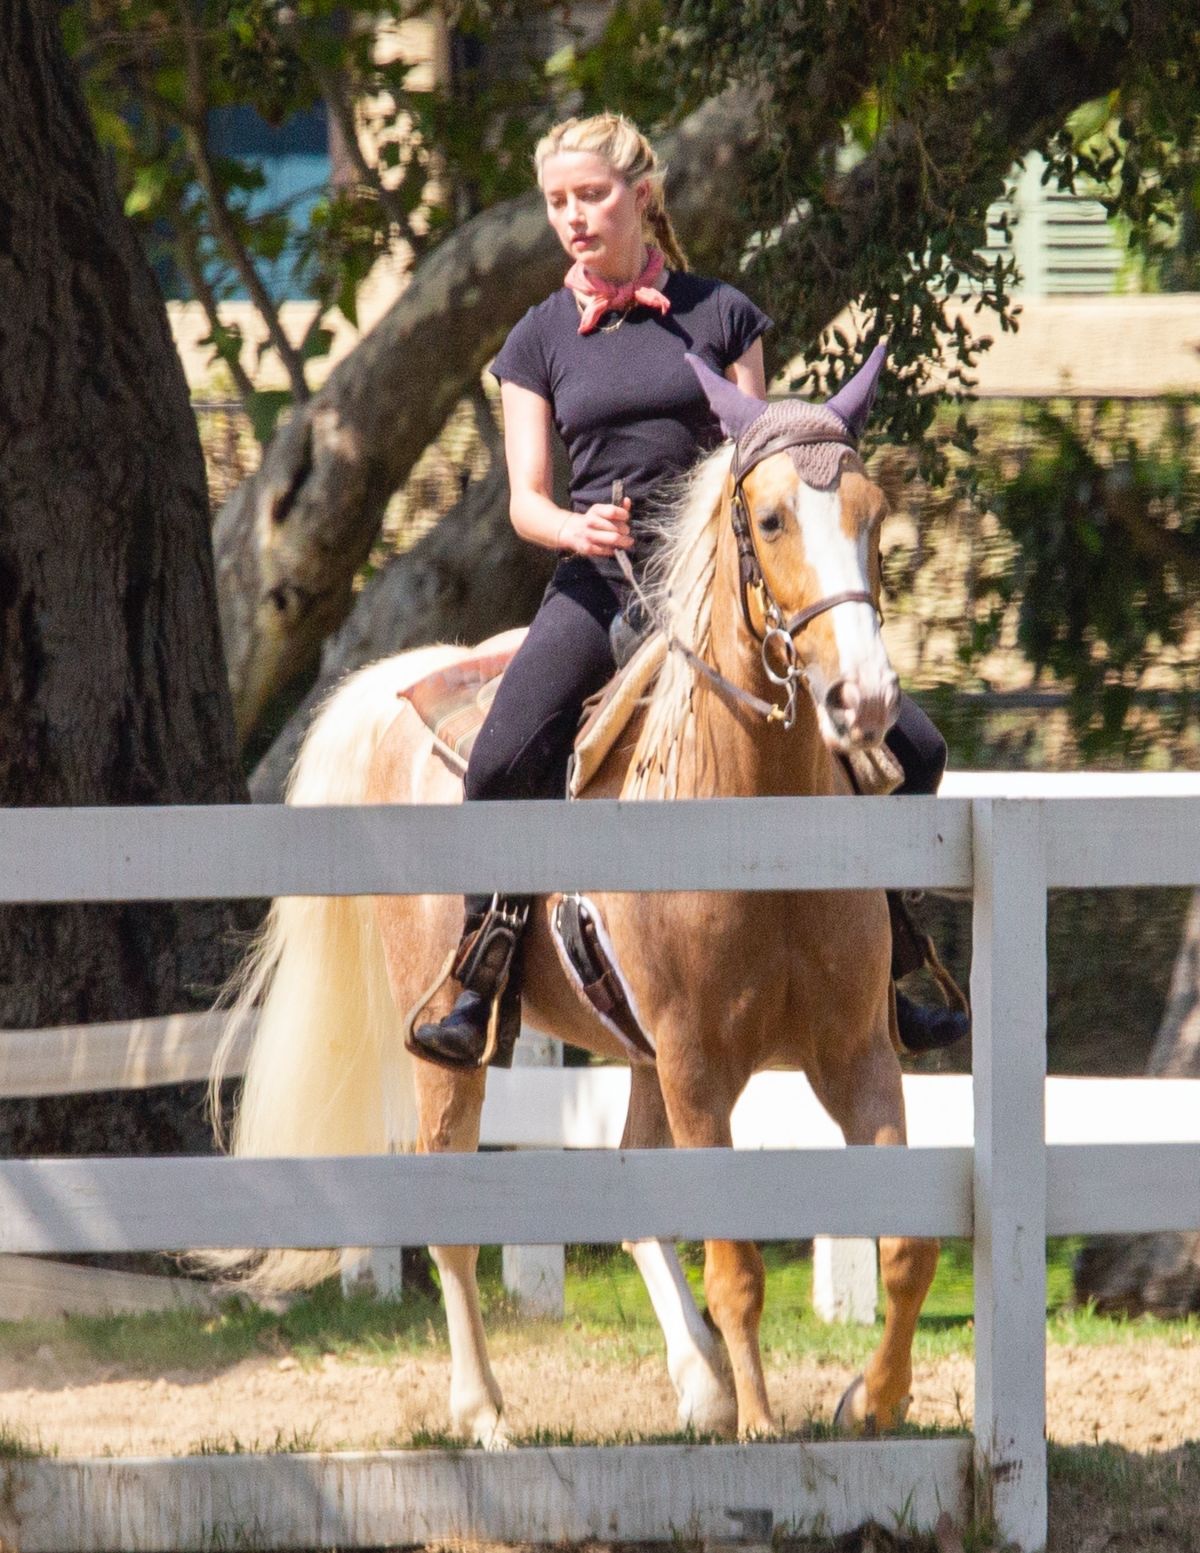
(556, 498, 634, 557)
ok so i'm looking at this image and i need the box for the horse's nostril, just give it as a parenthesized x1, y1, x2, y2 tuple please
(825, 679, 860, 717)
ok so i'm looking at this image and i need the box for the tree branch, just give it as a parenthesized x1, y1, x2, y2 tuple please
(313, 60, 420, 250)
(760, 3, 1130, 345)
(178, 0, 311, 404)
(171, 203, 258, 406)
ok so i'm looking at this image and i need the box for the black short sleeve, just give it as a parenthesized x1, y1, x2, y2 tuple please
(720, 283, 773, 368)
(490, 310, 552, 400)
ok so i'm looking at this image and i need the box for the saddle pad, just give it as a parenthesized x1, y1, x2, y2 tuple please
(400, 628, 527, 774)
(569, 631, 667, 797)
(551, 893, 655, 1063)
(401, 626, 666, 792)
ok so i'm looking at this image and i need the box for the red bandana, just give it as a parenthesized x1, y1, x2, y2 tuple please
(565, 246, 671, 335)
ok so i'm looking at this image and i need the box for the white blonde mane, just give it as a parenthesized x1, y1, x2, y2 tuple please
(630, 442, 733, 797)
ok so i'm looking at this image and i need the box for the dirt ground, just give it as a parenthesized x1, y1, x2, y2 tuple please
(2, 1331, 1197, 1458)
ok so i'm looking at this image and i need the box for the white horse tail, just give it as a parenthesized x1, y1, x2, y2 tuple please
(206, 646, 460, 1291)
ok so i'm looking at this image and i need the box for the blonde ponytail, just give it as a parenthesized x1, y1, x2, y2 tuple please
(534, 111, 690, 273)
(644, 195, 688, 274)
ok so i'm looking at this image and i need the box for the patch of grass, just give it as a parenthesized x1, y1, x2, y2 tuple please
(1, 1237, 1195, 1385)
(0, 1420, 51, 1458)
(0, 1279, 452, 1378)
(191, 1425, 320, 1456)
(404, 1427, 470, 1451)
(1048, 1439, 1200, 1551)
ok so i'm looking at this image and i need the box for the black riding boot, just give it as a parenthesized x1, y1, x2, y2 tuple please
(409, 895, 529, 1070)
(887, 891, 970, 1054)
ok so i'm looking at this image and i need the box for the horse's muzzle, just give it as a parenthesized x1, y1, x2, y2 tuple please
(823, 671, 901, 749)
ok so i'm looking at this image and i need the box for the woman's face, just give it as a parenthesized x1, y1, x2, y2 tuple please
(540, 150, 649, 277)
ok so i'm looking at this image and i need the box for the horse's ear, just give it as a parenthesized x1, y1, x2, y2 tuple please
(825, 340, 887, 439)
(684, 352, 766, 439)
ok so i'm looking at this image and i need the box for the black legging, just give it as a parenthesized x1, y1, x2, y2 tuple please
(464, 555, 946, 804)
(465, 558, 625, 803)
(886, 694, 947, 796)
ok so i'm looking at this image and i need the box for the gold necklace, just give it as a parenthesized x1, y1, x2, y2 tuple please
(596, 306, 631, 333)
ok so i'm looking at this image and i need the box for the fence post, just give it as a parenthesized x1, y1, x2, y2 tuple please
(502, 1030, 566, 1317)
(971, 798, 1047, 1551)
(812, 1237, 877, 1325)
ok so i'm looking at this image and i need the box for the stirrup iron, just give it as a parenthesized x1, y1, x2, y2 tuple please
(418, 894, 529, 1068)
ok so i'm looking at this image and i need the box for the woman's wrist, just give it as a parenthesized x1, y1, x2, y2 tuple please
(554, 513, 575, 553)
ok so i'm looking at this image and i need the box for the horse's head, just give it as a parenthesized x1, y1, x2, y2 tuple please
(686, 347, 899, 752)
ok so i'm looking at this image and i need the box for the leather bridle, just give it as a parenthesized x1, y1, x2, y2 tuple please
(615, 421, 884, 730)
(728, 423, 879, 644)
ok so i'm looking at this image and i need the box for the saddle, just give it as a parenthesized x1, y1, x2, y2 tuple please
(400, 626, 667, 797)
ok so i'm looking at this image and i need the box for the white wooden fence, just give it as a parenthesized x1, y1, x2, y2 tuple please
(0, 778, 1198, 1552)
(9, 1014, 1196, 1325)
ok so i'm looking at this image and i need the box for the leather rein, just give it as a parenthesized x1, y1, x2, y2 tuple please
(615, 422, 880, 730)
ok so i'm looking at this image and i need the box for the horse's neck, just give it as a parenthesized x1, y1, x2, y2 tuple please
(679, 626, 837, 801)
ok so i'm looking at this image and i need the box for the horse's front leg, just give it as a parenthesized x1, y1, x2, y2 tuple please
(656, 1061, 774, 1439)
(812, 1029, 939, 1434)
(621, 1065, 738, 1436)
(415, 1060, 509, 1448)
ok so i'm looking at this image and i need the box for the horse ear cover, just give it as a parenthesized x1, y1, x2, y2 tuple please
(686, 340, 887, 443)
(684, 352, 766, 438)
(825, 340, 888, 439)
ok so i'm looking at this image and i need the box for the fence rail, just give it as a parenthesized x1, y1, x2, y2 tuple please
(0, 778, 1197, 1551)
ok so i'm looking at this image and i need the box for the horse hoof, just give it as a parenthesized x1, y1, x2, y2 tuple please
(833, 1375, 910, 1436)
(475, 1416, 512, 1451)
(674, 1352, 738, 1437)
(833, 1375, 873, 1436)
(454, 1407, 510, 1450)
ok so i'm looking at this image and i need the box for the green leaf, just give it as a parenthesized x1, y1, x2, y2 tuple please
(245, 390, 292, 446)
(301, 326, 335, 363)
(124, 164, 170, 219)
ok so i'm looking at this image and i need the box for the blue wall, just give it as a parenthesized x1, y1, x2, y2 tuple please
(207, 104, 332, 301)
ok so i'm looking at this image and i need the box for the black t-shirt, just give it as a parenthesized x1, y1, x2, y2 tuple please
(489, 271, 772, 577)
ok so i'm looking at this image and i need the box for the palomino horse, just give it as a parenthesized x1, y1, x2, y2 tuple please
(210, 345, 938, 1445)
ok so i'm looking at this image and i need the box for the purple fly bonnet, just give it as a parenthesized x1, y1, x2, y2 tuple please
(684, 341, 887, 488)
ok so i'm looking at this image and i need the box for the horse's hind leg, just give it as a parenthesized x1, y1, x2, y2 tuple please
(812, 1037, 938, 1433)
(415, 1060, 508, 1448)
(621, 1065, 738, 1436)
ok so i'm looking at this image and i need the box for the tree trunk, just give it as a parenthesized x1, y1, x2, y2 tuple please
(1073, 891, 1200, 1315)
(0, 0, 248, 1156)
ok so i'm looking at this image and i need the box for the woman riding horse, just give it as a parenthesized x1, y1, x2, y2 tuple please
(409, 110, 966, 1070)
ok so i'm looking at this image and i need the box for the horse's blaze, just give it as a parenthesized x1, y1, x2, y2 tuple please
(747, 460, 899, 748)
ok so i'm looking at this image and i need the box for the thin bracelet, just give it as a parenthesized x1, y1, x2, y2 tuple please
(555, 515, 572, 552)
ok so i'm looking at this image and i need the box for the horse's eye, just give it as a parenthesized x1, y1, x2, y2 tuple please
(757, 510, 784, 538)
